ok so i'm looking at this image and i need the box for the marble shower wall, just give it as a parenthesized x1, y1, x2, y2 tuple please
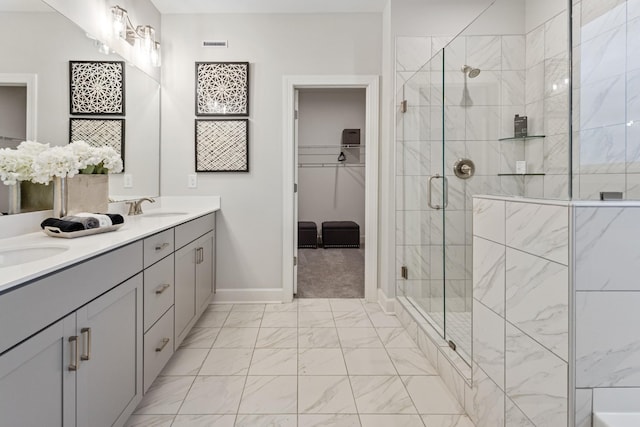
(471, 196, 570, 427)
(573, 203, 640, 426)
(573, 0, 640, 199)
(523, 8, 571, 200)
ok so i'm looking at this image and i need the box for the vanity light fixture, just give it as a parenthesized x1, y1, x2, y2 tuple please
(110, 5, 161, 67)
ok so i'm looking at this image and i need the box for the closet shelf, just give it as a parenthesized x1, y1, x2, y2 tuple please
(299, 144, 364, 149)
(497, 173, 546, 176)
(498, 135, 546, 141)
(298, 163, 365, 168)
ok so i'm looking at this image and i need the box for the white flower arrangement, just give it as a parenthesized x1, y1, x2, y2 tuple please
(0, 140, 123, 186)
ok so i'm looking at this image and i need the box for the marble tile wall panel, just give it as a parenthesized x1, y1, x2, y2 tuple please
(396, 210, 430, 246)
(505, 397, 535, 427)
(629, 68, 640, 119)
(544, 55, 570, 98)
(502, 36, 526, 71)
(402, 106, 431, 142)
(473, 237, 505, 316)
(473, 299, 505, 390)
(524, 176, 544, 199)
(466, 140, 500, 176)
(627, 122, 640, 173)
(629, 17, 640, 71)
(626, 173, 640, 198)
(397, 37, 432, 72)
(544, 134, 570, 174)
(576, 291, 640, 387)
(540, 173, 562, 199)
(466, 106, 500, 141)
(467, 36, 501, 71)
(526, 26, 545, 69)
(525, 62, 545, 104)
(579, 23, 626, 85)
(544, 92, 570, 137)
(467, 363, 505, 427)
(399, 71, 431, 107)
(631, 0, 640, 20)
(575, 389, 593, 427)
(505, 324, 568, 427)
(502, 71, 526, 107)
(466, 71, 501, 106)
(579, 74, 626, 130)
(473, 198, 505, 244)
(581, 0, 626, 29)
(505, 201, 568, 265)
(577, 173, 625, 199)
(524, 100, 544, 135)
(524, 138, 544, 172)
(545, 11, 569, 59)
(505, 248, 568, 361)
(444, 37, 466, 72)
(575, 207, 640, 291)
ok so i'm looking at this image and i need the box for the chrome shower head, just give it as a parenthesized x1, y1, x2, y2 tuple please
(461, 65, 481, 78)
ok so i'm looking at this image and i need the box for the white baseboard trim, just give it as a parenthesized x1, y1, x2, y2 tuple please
(212, 288, 283, 303)
(377, 288, 396, 313)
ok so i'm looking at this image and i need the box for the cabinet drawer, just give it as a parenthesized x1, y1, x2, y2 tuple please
(143, 229, 174, 268)
(143, 255, 175, 332)
(175, 213, 215, 249)
(143, 307, 174, 393)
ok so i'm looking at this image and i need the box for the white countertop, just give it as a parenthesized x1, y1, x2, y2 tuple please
(0, 196, 220, 293)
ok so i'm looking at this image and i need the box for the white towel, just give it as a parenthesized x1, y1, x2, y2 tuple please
(75, 212, 113, 227)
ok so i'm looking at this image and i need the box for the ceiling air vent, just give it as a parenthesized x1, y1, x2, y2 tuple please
(202, 40, 228, 48)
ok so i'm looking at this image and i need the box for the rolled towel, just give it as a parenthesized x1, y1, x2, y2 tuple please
(105, 213, 125, 225)
(62, 215, 99, 229)
(74, 212, 112, 227)
(41, 218, 86, 233)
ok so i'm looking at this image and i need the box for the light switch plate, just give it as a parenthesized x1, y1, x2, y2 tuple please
(123, 173, 133, 188)
(188, 174, 197, 188)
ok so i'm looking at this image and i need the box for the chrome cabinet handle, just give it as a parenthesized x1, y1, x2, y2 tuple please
(427, 174, 448, 210)
(195, 247, 204, 264)
(155, 283, 171, 295)
(155, 242, 170, 251)
(155, 338, 170, 352)
(68, 336, 79, 371)
(81, 327, 91, 361)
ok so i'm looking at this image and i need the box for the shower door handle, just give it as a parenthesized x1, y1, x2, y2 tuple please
(428, 174, 448, 210)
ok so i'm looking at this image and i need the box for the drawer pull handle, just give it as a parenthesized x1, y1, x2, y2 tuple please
(68, 336, 79, 371)
(155, 283, 171, 294)
(80, 327, 91, 361)
(156, 338, 170, 352)
(155, 242, 170, 251)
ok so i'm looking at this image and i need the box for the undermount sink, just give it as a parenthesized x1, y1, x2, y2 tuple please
(142, 211, 189, 218)
(0, 245, 69, 268)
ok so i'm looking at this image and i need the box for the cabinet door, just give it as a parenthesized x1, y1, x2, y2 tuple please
(175, 241, 197, 347)
(76, 274, 143, 427)
(0, 313, 76, 427)
(195, 231, 214, 315)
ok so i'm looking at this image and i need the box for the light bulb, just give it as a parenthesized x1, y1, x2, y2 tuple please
(111, 6, 127, 39)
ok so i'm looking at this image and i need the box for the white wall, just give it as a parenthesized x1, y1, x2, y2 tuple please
(297, 89, 366, 237)
(0, 86, 26, 142)
(42, 0, 161, 82)
(160, 13, 382, 292)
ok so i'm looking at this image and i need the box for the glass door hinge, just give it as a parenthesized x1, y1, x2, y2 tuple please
(294, 256, 298, 266)
(401, 265, 408, 279)
(400, 100, 408, 113)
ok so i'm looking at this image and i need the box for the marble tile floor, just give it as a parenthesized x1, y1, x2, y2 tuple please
(125, 298, 474, 427)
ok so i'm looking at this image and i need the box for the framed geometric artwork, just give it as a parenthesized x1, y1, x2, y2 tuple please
(70, 118, 125, 170)
(69, 61, 125, 115)
(195, 62, 249, 116)
(195, 119, 249, 172)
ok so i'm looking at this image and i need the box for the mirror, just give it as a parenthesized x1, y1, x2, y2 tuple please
(0, 0, 160, 214)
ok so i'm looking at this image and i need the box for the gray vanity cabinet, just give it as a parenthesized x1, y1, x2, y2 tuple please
(76, 274, 143, 427)
(0, 274, 142, 427)
(174, 213, 216, 348)
(0, 313, 76, 427)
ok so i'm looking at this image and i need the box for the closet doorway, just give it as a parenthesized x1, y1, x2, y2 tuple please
(282, 75, 379, 303)
(296, 88, 366, 298)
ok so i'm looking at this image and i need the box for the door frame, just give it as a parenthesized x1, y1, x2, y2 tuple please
(0, 73, 38, 141)
(282, 75, 379, 302)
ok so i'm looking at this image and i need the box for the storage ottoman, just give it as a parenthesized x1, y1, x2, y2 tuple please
(298, 221, 318, 248)
(321, 221, 360, 248)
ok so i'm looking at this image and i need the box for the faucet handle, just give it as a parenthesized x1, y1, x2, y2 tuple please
(125, 201, 138, 216)
(135, 197, 155, 215)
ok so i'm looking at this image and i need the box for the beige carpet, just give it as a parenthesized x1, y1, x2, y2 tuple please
(296, 247, 365, 298)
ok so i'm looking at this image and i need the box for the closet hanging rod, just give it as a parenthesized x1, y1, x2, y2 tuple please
(298, 144, 364, 149)
(297, 163, 366, 168)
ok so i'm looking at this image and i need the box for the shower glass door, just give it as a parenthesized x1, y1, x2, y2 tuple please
(397, 49, 446, 335)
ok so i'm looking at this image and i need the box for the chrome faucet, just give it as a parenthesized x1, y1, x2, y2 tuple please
(126, 197, 155, 215)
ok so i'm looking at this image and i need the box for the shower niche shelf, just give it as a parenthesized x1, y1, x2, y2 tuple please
(498, 135, 546, 141)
